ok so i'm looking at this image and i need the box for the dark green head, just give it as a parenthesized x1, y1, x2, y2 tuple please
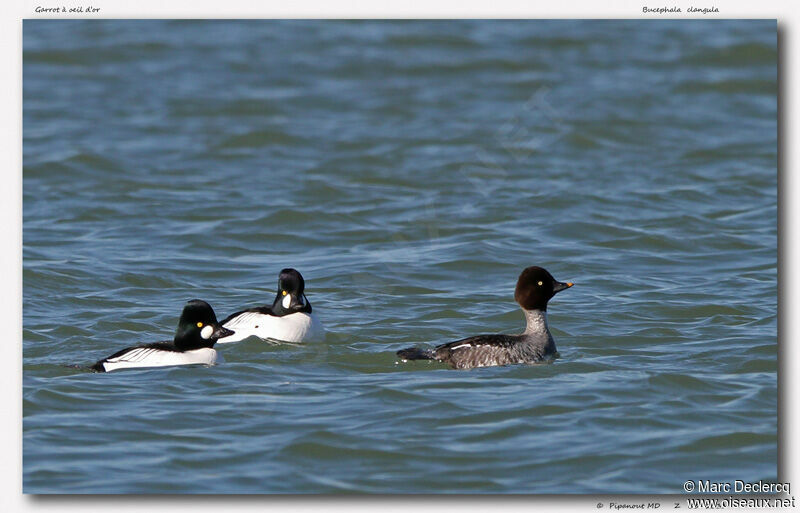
(271, 268, 312, 316)
(173, 299, 234, 350)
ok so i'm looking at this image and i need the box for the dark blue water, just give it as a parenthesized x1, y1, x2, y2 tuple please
(23, 20, 777, 493)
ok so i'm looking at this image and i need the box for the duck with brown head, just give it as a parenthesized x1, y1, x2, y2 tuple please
(396, 266, 573, 369)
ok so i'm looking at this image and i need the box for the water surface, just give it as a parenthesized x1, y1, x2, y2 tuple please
(23, 20, 777, 493)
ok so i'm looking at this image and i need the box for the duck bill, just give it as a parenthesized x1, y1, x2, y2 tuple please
(215, 326, 235, 339)
(553, 281, 574, 293)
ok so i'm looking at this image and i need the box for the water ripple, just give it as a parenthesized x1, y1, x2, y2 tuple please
(23, 20, 776, 493)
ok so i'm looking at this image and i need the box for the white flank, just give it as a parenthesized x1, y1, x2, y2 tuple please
(101, 347, 218, 372)
(218, 311, 326, 344)
(450, 343, 473, 350)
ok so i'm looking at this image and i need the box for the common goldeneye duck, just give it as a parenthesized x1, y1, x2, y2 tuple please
(397, 266, 573, 369)
(217, 268, 325, 344)
(91, 299, 233, 373)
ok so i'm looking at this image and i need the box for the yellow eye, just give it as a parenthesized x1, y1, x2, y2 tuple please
(282, 290, 287, 296)
(537, 281, 543, 286)
(196, 322, 203, 328)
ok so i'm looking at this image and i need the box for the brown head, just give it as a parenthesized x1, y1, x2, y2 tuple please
(513, 266, 573, 311)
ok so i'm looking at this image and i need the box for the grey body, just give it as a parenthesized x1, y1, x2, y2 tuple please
(396, 266, 573, 370)
(401, 310, 557, 369)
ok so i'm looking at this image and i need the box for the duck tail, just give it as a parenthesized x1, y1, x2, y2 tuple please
(397, 347, 435, 361)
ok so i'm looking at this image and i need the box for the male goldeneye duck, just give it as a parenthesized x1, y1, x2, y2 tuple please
(217, 268, 325, 344)
(91, 299, 233, 373)
(397, 266, 573, 369)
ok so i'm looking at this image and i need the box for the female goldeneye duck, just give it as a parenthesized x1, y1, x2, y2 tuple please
(91, 299, 234, 373)
(397, 266, 573, 370)
(217, 268, 325, 344)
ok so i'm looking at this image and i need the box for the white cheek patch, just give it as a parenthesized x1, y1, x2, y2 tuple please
(282, 294, 292, 309)
(200, 325, 214, 340)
